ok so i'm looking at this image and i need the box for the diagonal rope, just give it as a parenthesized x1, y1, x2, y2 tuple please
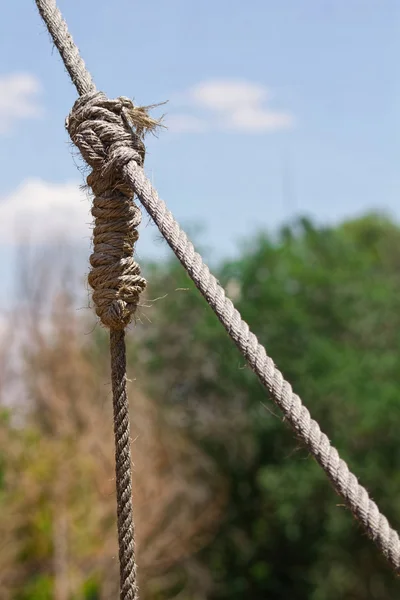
(35, 0, 95, 95)
(35, 0, 400, 575)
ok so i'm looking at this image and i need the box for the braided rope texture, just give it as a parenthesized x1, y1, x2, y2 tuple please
(35, 0, 400, 575)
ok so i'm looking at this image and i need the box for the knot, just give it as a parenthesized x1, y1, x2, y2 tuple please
(66, 90, 159, 196)
(66, 91, 161, 329)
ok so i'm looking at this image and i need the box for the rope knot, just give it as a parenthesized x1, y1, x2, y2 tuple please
(66, 90, 161, 329)
(66, 90, 161, 195)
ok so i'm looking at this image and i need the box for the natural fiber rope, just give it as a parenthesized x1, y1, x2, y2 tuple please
(35, 0, 94, 95)
(67, 91, 148, 330)
(35, 0, 400, 576)
(111, 329, 139, 600)
(35, 3, 147, 598)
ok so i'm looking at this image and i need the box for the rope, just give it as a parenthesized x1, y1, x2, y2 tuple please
(35, 0, 94, 95)
(35, 0, 400, 576)
(35, 4, 151, 598)
(67, 91, 148, 330)
(67, 93, 152, 600)
(110, 329, 138, 600)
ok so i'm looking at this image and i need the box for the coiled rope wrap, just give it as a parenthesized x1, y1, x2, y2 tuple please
(67, 91, 147, 329)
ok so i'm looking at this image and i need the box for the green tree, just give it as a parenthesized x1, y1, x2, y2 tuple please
(139, 214, 400, 599)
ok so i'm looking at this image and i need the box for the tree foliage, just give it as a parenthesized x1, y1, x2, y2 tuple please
(139, 214, 400, 599)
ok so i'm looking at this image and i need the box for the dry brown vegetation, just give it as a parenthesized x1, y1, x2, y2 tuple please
(0, 253, 225, 599)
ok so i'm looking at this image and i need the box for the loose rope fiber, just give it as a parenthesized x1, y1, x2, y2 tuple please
(35, 0, 400, 577)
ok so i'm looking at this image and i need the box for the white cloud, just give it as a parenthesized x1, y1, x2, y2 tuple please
(190, 80, 269, 111)
(226, 105, 294, 132)
(0, 179, 92, 245)
(168, 79, 294, 134)
(167, 114, 208, 133)
(0, 73, 43, 134)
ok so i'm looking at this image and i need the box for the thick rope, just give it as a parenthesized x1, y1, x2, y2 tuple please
(67, 94, 147, 600)
(35, 0, 400, 575)
(35, 4, 148, 598)
(35, 0, 95, 95)
(67, 95, 149, 599)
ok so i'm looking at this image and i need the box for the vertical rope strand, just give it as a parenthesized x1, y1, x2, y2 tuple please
(35, 3, 148, 592)
(65, 89, 151, 599)
(110, 329, 138, 600)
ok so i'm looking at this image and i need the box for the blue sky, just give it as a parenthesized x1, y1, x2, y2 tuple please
(0, 0, 399, 308)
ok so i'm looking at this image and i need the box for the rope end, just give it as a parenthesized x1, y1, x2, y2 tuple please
(120, 98, 168, 137)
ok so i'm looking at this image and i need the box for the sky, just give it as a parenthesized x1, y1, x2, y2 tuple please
(0, 0, 399, 309)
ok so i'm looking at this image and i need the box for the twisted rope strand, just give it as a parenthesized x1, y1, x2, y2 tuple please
(35, 0, 95, 95)
(34, 0, 400, 574)
(111, 330, 139, 600)
(122, 160, 400, 570)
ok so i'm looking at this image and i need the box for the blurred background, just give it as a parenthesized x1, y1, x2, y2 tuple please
(0, 1, 399, 598)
